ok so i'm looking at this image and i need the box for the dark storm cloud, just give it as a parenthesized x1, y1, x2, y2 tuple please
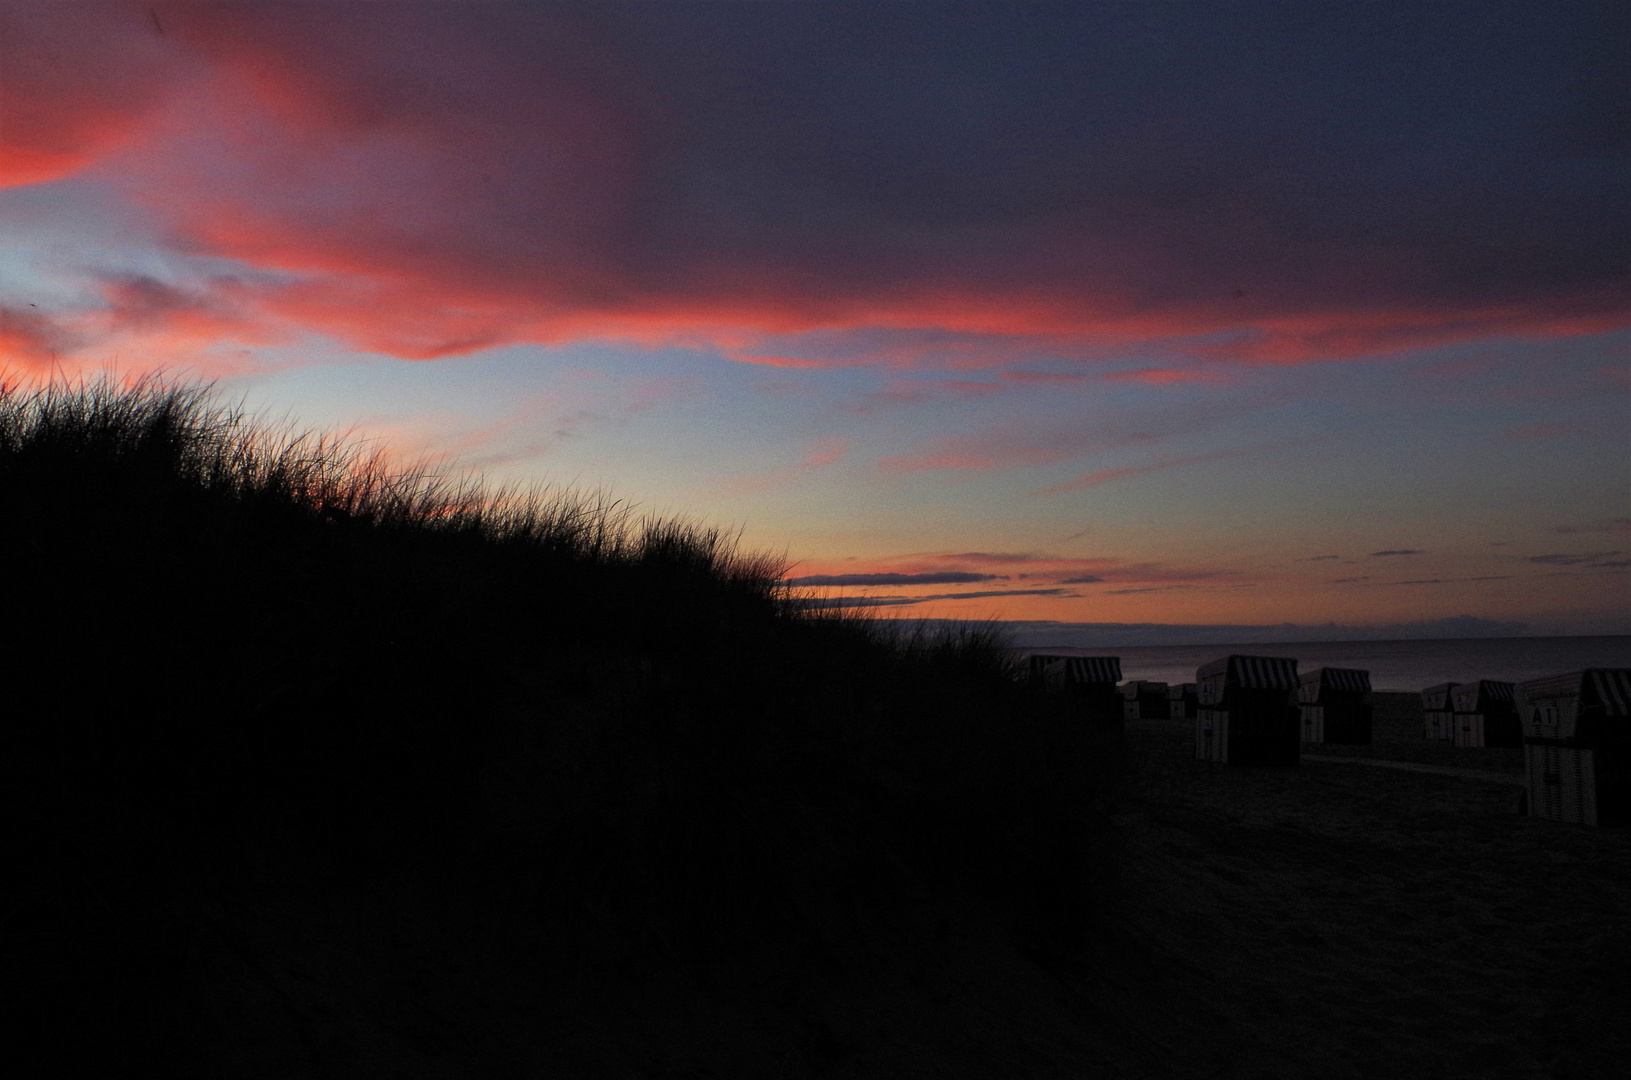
(5, 1, 1625, 362)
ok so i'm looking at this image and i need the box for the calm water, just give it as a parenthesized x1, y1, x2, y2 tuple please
(1021, 636, 1631, 691)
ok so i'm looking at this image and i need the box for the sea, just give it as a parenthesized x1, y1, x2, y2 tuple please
(1018, 636, 1631, 692)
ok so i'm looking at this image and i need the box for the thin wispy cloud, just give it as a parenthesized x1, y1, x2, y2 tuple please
(833, 377, 1006, 416)
(795, 587, 1076, 610)
(997, 370, 1093, 385)
(1370, 576, 1516, 586)
(786, 571, 1004, 587)
(875, 394, 1283, 475)
(1030, 433, 1318, 496)
(1103, 585, 1198, 596)
(1031, 447, 1247, 496)
(1553, 519, 1631, 536)
(878, 427, 1164, 474)
(1097, 368, 1232, 386)
(930, 551, 1056, 565)
(709, 435, 852, 497)
(797, 552, 1243, 592)
(1522, 551, 1624, 567)
(1102, 583, 1258, 596)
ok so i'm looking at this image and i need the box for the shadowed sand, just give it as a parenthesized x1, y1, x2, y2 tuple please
(117, 705, 1627, 1079)
(1094, 711, 1630, 1079)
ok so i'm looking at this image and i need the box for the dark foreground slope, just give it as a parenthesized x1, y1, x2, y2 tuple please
(0, 378, 1124, 1077)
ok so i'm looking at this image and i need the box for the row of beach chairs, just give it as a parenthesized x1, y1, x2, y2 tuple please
(1028, 654, 1372, 754)
(1027, 653, 1629, 828)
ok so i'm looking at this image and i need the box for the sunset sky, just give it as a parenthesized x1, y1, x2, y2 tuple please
(3, 1, 1627, 637)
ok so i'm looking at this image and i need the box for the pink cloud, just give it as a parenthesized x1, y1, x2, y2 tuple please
(6, 3, 1626, 372)
(0, 306, 73, 372)
(0, 3, 183, 188)
(800, 436, 852, 468)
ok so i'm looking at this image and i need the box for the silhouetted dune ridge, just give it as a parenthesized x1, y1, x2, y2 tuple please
(1, 374, 1118, 1075)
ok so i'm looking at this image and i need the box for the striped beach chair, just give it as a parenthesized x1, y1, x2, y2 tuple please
(1517, 669, 1631, 826)
(1421, 682, 1460, 741)
(1451, 680, 1519, 748)
(1194, 655, 1300, 765)
(1028, 653, 1123, 729)
(1297, 667, 1373, 745)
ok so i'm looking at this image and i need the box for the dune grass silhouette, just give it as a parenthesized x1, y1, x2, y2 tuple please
(1, 374, 1120, 1075)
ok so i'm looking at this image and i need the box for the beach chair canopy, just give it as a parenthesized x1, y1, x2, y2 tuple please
(1029, 653, 1121, 685)
(1451, 680, 1516, 714)
(1517, 668, 1631, 740)
(1298, 667, 1371, 703)
(1196, 655, 1299, 706)
(1305, 667, 1371, 693)
(1064, 657, 1122, 684)
(1028, 654, 1067, 678)
(1197, 655, 1299, 689)
(1167, 682, 1197, 700)
(1586, 669, 1631, 714)
(1121, 678, 1169, 699)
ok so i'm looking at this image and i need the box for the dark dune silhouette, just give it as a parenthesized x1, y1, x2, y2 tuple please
(4, 376, 1626, 1078)
(1, 375, 1118, 1076)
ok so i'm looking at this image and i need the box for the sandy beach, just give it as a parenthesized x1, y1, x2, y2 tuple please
(1080, 706, 1631, 1079)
